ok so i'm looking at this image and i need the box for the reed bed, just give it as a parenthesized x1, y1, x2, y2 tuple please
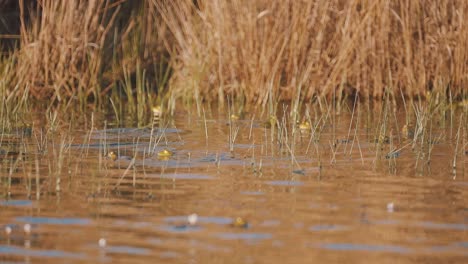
(0, 0, 466, 111)
(15, 1, 117, 104)
(0, 91, 466, 201)
(157, 0, 467, 105)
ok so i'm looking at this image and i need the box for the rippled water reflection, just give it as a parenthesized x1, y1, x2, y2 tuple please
(1, 105, 467, 263)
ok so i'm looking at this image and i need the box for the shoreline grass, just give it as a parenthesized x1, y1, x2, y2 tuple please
(0, 0, 466, 113)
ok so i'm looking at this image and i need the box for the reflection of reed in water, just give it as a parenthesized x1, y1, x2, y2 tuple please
(152, 106, 162, 127)
(0, 148, 20, 158)
(402, 124, 414, 140)
(0, 138, 22, 159)
(148, 105, 165, 157)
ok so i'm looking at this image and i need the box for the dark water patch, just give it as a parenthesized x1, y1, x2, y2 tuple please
(215, 159, 248, 166)
(455, 241, 468, 248)
(336, 138, 353, 144)
(196, 152, 240, 162)
(94, 128, 151, 134)
(68, 141, 142, 149)
(91, 127, 183, 140)
(385, 150, 401, 159)
(0, 200, 33, 207)
(417, 221, 468, 231)
(16, 217, 91, 226)
(139, 159, 194, 169)
(158, 224, 202, 233)
(149, 173, 214, 180)
(91, 128, 150, 138)
(141, 151, 248, 168)
(266, 181, 303, 186)
(0, 245, 85, 259)
(426, 242, 468, 256)
(198, 155, 217, 162)
(374, 219, 468, 231)
(104, 245, 150, 255)
(215, 232, 272, 241)
(316, 242, 411, 254)
(292, 169, 305, 175)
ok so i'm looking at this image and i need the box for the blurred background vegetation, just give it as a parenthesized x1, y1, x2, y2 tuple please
(0, 0, 466, 111)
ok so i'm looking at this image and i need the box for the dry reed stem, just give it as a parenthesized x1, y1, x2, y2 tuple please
(154, 0, 467, 103)
(17, 0, 119, 101)
(0, 0, 466, 106)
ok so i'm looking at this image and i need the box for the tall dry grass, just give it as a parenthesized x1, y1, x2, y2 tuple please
(8, 0, 169, 108)
(154, 0, 467, 105)
(15, 0, 121, 104)
(0, 0, 466, 108)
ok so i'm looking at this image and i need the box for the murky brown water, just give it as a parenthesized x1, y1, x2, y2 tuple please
(1, 103, 467, 263)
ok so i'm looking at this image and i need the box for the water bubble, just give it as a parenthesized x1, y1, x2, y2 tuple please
(188, 213, 198, 225)
(23, 224, 31, 234)
(5, 226, 12, 235)
(98, 238, 107, 247)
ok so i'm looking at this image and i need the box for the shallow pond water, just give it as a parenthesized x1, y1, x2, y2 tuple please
(0, 104, 467, 263)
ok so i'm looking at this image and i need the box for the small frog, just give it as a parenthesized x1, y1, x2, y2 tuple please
(157, 148, 173, 159)
(231, 217, 248, 228)
(298, 120, 311, 131)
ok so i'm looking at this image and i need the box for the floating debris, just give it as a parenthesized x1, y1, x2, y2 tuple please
(23, 224, 31, 234)
(292, 169, 305, 175)
(385, 150, 401, 159)
(231, 217, 249, 228)
(174, 213, 199, 230)
(387, 202, 394, 213)
(99, 238, 107, 247)
(4, 226, 12, 235)
(188, 213, 198, 226)
(336, 138, 352, 144)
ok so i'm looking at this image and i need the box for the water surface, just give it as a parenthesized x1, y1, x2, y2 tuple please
(1, 105, 467, 263)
